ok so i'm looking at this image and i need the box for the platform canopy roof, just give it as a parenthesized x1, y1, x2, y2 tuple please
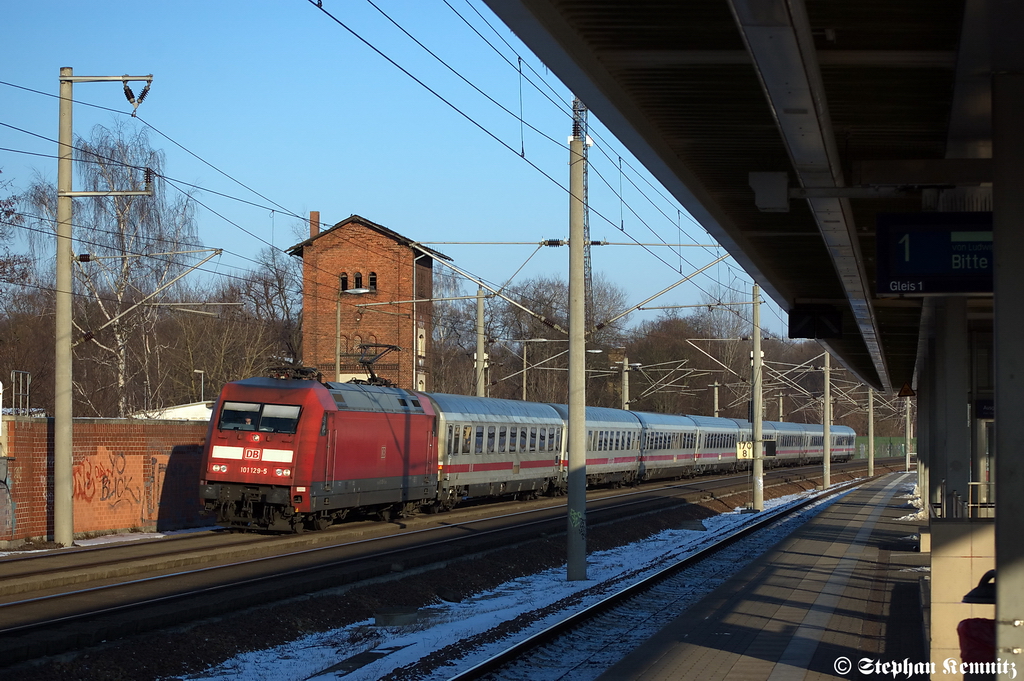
(485, 0, 989, 393)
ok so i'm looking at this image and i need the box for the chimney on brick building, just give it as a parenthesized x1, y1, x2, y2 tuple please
(309, 211, 320, 238)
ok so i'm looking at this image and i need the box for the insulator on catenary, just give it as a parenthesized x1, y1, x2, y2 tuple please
(123, 82, 135, 104)
(137, 84, 150, 104)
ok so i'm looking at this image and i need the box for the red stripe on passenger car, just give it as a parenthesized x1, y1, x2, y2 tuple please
(520, 459, 559, 469)
(472, 461, 514, 472)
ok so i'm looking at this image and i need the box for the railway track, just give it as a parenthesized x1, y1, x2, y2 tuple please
(0, 458, 900, 668)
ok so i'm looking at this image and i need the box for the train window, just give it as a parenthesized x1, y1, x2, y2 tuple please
(220, 402, 261, 430)
(547, 428, 556, 452)
(321, 413, 328, 436)
(530, 427, 538, 452)
(447, 425, 455, 455)
(508, 427, 516, 453)
(520, 428, 528, 452)
(220, 402, 300, 434)
(462, 425, 473, 454)
(615, 431, 621, 451)
(539, 428, 547, 452)
(259, 404, 301, 434)
(487, 426, 496, 453)
(498, 426, 507, 453)
(475, 426, 485, 454)
(554, 428, 563, 451)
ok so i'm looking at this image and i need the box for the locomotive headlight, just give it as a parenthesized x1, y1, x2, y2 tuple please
(283, 469, 291, 477)
(275, 468, 283, 476)
(212, 464, 228, 473)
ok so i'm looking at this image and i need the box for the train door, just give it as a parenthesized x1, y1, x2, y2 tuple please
(324, 411, 337, 490)
(693, 430, 703, 470)
(426, 417, 436, 481)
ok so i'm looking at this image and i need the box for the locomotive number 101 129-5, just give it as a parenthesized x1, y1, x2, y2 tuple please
(240, 466, 270, 475)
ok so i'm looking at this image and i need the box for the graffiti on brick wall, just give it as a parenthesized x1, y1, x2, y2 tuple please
(0, 483, 11, 538)
(73, 446, 143, 509)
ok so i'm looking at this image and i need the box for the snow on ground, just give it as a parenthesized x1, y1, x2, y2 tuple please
(896, 483, 927, 522)
(180, 487, 856, 681)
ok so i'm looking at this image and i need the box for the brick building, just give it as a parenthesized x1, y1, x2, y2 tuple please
(287, 214, 448, 390)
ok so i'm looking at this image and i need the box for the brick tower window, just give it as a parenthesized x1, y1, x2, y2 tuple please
(340, 272, 348, 291)
(368, 272, 377, 290)
(354, 272, 363, 289)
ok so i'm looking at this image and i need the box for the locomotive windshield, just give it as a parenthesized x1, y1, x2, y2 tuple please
(219, 401, 301, 434)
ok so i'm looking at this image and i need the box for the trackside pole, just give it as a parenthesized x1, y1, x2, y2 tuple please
(567, 116, 587, 581)
(752, 284, 763, 511)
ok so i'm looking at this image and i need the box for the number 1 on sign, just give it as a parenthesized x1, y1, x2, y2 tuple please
(898, 233, 910, 262)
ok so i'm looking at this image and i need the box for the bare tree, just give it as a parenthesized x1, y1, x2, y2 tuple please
(430, 268, 476, 394)
(237, 247, 303, 364)
(487, 273, 629, 405)
(0, 170, 30, 285)
(22, 123, 200, 416)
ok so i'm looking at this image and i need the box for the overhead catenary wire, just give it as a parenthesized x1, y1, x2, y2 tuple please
(0, 7, 781, 334)
(2, 51, 746, 320)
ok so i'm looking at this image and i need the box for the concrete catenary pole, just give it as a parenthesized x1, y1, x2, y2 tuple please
(868, 388, 875, 477)
(752, 285, 764, 511)
(567, 116, 588, 581)
(823, 351, 831, 489)
(905, 396, 912, 472)
(475, 287, 486, 397)
(54, 67, 75, 547)
(52, 68, 154, 547)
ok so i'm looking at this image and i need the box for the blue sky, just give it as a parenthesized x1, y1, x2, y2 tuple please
(2, 1, 783, 334)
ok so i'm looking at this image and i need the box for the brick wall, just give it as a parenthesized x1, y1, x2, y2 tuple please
(299, 215, 434, 390)
(0, 417, 208, 546)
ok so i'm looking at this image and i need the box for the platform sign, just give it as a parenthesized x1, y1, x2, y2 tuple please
(737, 441, 753, 460)
(876, 212, 992, 295)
